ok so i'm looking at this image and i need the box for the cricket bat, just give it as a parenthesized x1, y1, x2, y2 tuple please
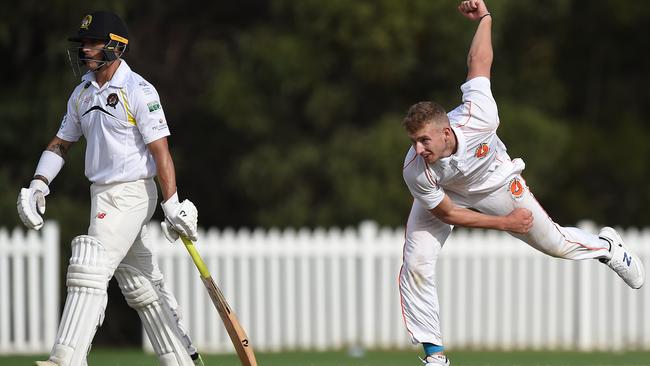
(180, 236, 258, 366)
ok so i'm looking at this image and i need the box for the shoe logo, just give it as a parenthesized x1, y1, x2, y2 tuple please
(623, 252, 632, 266)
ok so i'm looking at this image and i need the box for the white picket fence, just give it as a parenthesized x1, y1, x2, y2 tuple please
(0, 224, 59, 354)
(149, 221, 650, 353)
(1, 221, 650, 355)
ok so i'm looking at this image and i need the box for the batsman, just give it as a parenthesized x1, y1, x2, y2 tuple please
(399, 1, 645, 365)
(17, 11, 205, 366)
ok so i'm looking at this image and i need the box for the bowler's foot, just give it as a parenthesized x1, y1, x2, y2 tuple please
(34, 361, 58, 366)
(599, 227, 645, 289)
(421, 354, 450, 365)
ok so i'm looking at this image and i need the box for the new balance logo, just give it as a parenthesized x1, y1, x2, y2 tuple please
(623, 252, 632, 266)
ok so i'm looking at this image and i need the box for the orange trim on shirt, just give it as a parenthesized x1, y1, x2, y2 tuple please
(403, 153, 418, 170)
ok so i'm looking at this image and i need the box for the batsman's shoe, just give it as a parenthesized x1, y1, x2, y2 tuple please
(420, 354, 450, 365)
(191, 352, 205, 366)
(34, 361, 57, 366)
(599, 227, 645, 289)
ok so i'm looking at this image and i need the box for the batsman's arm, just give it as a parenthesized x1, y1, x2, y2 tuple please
(33, 136, 74, 184)
(149, 137, 199, 242)
(17, 136, 74, 230)
(430, 194, 533, 234)
(459, 0, 493, 80)
(147, 137, 177, 201)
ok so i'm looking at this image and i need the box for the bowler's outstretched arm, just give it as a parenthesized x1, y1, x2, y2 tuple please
(459, 0, 493, 80)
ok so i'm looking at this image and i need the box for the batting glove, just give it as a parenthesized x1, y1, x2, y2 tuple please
(17, 179, 50, 230)
(161, 192, 199, 243)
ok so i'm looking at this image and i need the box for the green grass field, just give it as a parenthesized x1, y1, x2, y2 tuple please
(2, 349, 650, 366)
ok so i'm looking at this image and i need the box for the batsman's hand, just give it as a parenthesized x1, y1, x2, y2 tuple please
(458, 0, 490, 21)
(504, 208, 533, 234)
(160, 220, 180, 243)
(161, 192, 199, 243)
(17, 179, 50, 230)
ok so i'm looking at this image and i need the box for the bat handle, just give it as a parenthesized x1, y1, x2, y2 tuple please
(180, 236, 211, 279)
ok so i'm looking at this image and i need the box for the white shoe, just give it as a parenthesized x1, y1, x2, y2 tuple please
(421, 354, 450, 365)
(34, 361, 58, 366)
(599, 227, 645, 289)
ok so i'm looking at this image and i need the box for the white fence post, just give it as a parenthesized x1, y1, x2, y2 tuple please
(0, 222, 59, 354)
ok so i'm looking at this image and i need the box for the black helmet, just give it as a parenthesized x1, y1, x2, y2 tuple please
(67, 11, 129, 75)
(69, 11, 129, 45)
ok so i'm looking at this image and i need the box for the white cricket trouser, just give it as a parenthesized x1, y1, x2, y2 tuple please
(398, 176, 610, 346)
(90, 179, 197, 356)
(50, 178, 196, 365)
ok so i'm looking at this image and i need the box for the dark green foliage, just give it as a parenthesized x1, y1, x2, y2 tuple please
(3, 0, 650, 233)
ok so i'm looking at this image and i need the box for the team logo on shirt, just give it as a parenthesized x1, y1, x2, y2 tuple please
(106, 93, 119, 108)
(96, 212, 107, 219)
(475, 143, 489, 158)
(509, 178, 525, 200)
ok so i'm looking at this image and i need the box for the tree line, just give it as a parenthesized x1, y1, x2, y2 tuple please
(2, 0, 649, 236)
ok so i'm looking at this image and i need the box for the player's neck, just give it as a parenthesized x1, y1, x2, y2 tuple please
(443, 128, 458, 157)
(450, 128, 458, 155)
(94, 59, 121, 87)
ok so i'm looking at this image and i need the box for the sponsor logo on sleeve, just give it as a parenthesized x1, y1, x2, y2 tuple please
(152, 118, 168, 131)
(106, 93, 119, 108)
(147, 101, 161, 112)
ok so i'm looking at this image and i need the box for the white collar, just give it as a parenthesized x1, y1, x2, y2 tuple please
(436, 125, 467, 170)
(81, 59, 131, 88)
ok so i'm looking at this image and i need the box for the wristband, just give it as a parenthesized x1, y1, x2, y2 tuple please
(34, 150, 65, 184)
(480, 13, 491, 21)
(162, 191, 180, 216)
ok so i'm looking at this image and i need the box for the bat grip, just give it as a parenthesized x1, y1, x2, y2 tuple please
(181, 236, 211, 279)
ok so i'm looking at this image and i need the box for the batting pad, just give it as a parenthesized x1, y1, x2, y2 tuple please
(114, 264, 194, 366)
(153, 279, 199, 356)
(51, 235, 111, 366)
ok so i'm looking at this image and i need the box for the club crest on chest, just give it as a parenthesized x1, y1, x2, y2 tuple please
(475, 142, 489, 158)
(106, 93, 119, 108)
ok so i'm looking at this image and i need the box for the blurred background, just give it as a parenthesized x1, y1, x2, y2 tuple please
(2, 0, 650, 360)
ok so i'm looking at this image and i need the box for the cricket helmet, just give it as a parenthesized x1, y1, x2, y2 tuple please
(67, 11, 129, 74)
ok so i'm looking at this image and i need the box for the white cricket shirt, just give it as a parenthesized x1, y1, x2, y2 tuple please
(403, 76, 525, 209)
(57, 60, 170, 184)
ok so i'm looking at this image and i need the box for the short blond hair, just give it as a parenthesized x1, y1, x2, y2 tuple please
(402, 101, 449, 134)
